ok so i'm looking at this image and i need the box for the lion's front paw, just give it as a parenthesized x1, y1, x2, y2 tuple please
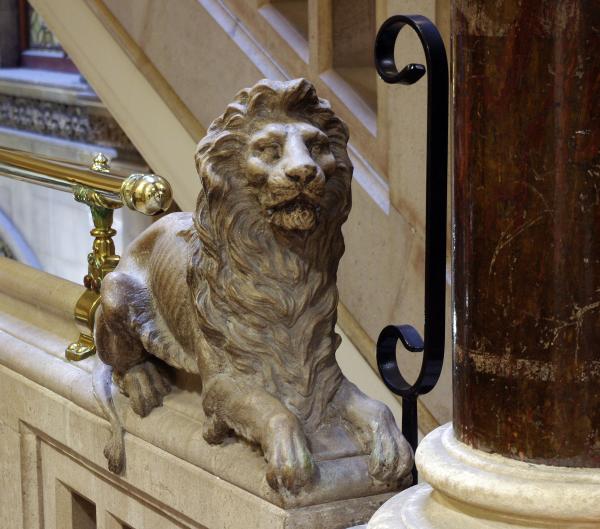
(117, 361, 171, 417)
(366, 407, 413, 483)
(202, 413, 230, 444)
(334, 381, 413, 484)
(264, 414, 316, 495)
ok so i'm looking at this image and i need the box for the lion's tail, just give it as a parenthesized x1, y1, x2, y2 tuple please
(92, 361, 125, 474)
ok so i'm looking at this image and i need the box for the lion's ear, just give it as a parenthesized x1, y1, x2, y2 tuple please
(200, 163, 229, 200)
(195, 131, 247, 198)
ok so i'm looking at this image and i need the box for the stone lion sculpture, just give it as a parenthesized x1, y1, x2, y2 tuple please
(93, 78, 412, 494)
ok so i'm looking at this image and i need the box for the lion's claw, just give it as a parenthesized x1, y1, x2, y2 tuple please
(202, 413, 230, 444)
(367, 407, 413, 483)
(264, 414, 316, 494)
(333, 381, 413, 484)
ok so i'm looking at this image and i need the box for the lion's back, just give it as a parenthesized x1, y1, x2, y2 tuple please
(118, 212, 202, 373)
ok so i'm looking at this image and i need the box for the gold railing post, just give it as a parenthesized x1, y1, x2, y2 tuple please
(66, 154, 121, 361)
(0, 146, 173, 361)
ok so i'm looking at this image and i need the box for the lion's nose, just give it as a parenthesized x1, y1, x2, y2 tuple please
(285, 164, 317, 185)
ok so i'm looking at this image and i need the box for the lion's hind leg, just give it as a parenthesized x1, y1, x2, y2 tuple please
(96, 271, 171, 418)
(201, 375, 316, 494)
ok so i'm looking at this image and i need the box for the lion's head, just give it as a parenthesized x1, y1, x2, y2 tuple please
(189, 80, 352, 425)
(195, 78, 352, 236)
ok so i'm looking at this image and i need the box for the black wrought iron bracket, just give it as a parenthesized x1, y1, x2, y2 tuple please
(374, 15, 449, 469)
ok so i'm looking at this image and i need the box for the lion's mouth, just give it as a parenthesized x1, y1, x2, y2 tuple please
(267, 196, 320, 231)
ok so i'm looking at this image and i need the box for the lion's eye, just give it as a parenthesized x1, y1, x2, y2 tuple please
(309, 142, 329, 157)
(258, 144, 281, 161)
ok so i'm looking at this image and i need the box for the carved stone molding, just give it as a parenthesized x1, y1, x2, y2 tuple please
(368, 425, 600, 528)
(0, 93, 136, 152)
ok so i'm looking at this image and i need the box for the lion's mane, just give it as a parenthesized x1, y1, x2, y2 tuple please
(188, 79, 352, 429)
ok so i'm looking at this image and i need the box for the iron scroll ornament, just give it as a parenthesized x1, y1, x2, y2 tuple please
(374, 15, 449, 470)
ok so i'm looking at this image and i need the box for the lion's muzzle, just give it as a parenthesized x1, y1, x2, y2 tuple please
(268, 194, 320, 232)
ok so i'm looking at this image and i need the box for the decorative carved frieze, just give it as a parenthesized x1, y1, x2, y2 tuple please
(0, 93, 136, 152)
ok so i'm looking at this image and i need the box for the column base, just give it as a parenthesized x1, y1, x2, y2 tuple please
(368, 424, 600, 529)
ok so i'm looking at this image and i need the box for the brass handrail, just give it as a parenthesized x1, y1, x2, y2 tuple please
(0, 146, 172, 215)
(0, 147, 173, 361)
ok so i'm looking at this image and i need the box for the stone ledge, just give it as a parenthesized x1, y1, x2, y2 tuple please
(0, 68, 98, 105)
(0, 325, 402, 528)
(0, 259, 409, 527)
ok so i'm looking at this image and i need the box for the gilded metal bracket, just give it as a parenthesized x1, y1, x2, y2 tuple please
(0, 147, 172, 361)
(66, 154, 121, 361)
(65, 153, 173, 360)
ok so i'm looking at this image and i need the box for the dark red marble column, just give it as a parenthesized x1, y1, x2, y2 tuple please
(453, 0, 600, 467)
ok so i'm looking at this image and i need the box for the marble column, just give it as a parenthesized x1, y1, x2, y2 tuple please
(368, 1, 600, 527)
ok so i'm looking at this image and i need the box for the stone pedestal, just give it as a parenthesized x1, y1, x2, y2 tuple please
(0, 257, 407, 529)
(368, 1, 599, 527)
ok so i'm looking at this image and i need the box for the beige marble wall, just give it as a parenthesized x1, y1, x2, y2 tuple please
(99, 0, 278, 134)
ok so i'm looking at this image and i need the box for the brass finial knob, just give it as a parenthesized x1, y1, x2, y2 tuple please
(91, 153, 111, 173)
(120, 173, 173, 215)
